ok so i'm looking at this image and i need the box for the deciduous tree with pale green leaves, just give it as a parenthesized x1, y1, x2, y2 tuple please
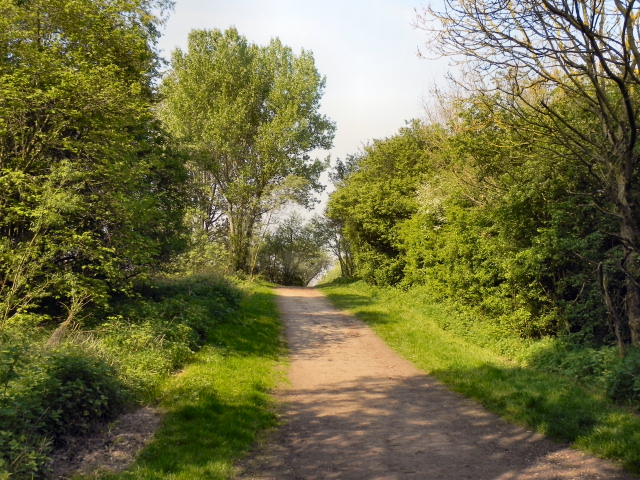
(160, 27, 335, 273)
(326, 121, 439, 285)
(0, 0, 189, 329)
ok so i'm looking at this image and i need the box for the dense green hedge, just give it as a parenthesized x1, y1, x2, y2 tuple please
(326, 115, 623, 345)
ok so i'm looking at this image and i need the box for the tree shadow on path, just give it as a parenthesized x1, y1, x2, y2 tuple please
(237, 287, 639, 480)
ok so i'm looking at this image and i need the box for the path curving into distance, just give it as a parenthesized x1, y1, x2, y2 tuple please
(237, 287, 637, 480)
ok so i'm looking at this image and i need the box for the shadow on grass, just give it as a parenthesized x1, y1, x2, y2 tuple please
(425, 357, 634, 472)
(204, 290, 283, 359)
(317, 276, 360, 287)
(434, 361, 640, 473)
(126, 393, 278, 479)
(105, 283, 284, 480)
(317, 288, 399, 327)
(439, 362, 600, 439)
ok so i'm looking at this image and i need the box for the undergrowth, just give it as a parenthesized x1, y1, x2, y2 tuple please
(0, 273, 242, 479)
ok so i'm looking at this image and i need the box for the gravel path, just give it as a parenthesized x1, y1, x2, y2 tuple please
(236, 287, 638, 480)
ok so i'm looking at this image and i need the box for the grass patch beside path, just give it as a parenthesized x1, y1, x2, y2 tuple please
(319, 280, 640, 473)
(100, 281, 285, 480)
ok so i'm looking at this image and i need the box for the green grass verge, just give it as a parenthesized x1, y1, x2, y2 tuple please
(94, 281, 285, 480)
(319, 280, 640, 473)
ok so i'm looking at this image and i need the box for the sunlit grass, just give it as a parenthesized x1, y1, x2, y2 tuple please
(94, 281, 285, 480)
(320, 279, 640, 473)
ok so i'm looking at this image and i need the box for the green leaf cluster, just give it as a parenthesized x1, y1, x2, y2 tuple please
(0, 0, 189, 329)
(327, 120, 437, 285)
(326, 99, 620, 343)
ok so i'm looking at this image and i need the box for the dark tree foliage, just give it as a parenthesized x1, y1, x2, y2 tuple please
(326, 102, 626, 343)
(417, 0, 640, 346)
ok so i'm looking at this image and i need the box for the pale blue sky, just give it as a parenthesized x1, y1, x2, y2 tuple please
(156, 0, 449, 164)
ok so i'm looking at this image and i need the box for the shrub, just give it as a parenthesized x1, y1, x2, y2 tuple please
(0, 273, 244, 477)
(98, 313, 196, 399)
(28, 349, 126, 436)
(96, 274, 243, 399)
(606, 348, 640, 405)
(0, 342, 126, 477)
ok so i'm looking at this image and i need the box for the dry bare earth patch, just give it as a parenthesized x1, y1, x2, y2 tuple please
(47, 407, 160, 479)
(237, 287, 638, 480)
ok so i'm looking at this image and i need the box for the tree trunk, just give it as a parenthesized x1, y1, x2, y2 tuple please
(598, 262, 625, 356)
(228, 207, 257, 274)
(626, 273, 640, 345)
(617, 163, 640, 344)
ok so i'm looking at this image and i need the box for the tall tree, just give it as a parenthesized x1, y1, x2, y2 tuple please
(160, 28, 335, 272)
(417, 0, 640, 345)
(0, 0, 187, 328)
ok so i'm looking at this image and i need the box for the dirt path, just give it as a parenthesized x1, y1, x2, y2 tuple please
(236, 287, 638, 480)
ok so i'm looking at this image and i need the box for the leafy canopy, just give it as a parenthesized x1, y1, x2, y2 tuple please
(160, 27, 335, 271)
(0, 0, 188, 328)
